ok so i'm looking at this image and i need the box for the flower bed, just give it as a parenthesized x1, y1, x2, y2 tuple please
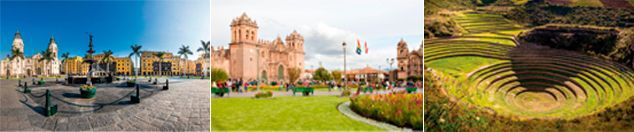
(350, 93, 423, 130)
(254, 91, 273, 98)
(80, 84, 97, 98)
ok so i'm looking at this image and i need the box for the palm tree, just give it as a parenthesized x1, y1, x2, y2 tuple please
(197, 40, 211, 58)
(61, 52, 70, 77)
(39, 50, 54, 77)
(197, 40, 210, 77)
(178, 45, 193, 76)
(154, 52, 166, 77)
(9, 49, 25, 61)
(8, 49, 25, 78)
(128, 44, 142, 79)
(101, 50, 114, 75)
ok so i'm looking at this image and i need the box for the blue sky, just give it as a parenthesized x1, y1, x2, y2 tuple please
(1, 0, 210, 61)
(212, 0, 422, 70)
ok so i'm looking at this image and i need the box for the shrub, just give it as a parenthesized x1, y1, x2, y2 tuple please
(350, 93, 423, 130)
(80, 84, 95, 91)
(270, 81, 278, 86)
(210, 68, 229, 82)
(254, 91, 273, 98)
(341, 90, 351, 97)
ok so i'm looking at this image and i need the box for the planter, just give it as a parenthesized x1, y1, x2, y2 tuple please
(126, 81, 136, 87)
(80, 87, 97, 98)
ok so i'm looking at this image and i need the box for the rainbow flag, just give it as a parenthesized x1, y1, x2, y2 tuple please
(356, 39, 362, 55)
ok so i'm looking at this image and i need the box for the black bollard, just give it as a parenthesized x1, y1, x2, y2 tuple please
(45, 89, 57, 116)
(23, 82, 30, 93)
(163, 79, 169, 90)
(153, 78, 157, 85)
(131, 84, 140, 103)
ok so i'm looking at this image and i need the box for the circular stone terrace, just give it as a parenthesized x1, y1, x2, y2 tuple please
(0, 77, 210, 131)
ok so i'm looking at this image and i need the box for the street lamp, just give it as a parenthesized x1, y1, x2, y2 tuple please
(342, 42, 347, 90)
(386, 58, 394, 81)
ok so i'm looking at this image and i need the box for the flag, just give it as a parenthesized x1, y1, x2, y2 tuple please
(356, 39, 362, 55)
(364, 41, 368, 54)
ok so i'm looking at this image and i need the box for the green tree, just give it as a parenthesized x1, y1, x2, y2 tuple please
(198, 40, 211, 77)
(178, 45, 193, 76)
(312, 67, 331, 82)
(38, 50, 55, 77)
(7, 49, 24, 78)
(61, 52, 70, 76)
(287, 67, 302, 84)
(331, 70, 342, 83)
(101, 50, 114, 75)
(210, 68, 228, 82)
(9, 49, 24, 61)
(128, 44, 142, 78)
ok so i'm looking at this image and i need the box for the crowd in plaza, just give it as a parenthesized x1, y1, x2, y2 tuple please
(211, 78, 422, 93)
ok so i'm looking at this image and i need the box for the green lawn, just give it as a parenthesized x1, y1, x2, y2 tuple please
(211, 96, 382, 131)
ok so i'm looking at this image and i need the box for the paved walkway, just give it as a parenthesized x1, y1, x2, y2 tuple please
(0, 77, 209, 131)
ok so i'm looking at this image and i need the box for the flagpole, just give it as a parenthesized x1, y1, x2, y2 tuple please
(342, 42, 347, 90)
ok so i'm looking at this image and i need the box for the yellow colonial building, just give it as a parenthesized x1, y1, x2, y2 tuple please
(140, 51, 204, 76)
(62, 56, 89, 75)
(114, 57, 132, 75)
(62, 51, 206, 76)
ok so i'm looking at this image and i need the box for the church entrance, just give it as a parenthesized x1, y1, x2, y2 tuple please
(36, 68, 42, 75)
(277, 65, 284, 81)
(261, 70, 268, 82)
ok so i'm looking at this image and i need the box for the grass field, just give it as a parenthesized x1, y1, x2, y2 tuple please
(424, 11, 634, 119)
(210, 96, 381, 130)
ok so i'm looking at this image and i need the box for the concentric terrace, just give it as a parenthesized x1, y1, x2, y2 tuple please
(424, 12, 634, 119)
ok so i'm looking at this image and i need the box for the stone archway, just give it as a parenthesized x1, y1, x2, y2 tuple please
(27, 69, 32, 77)
(261, 70, 268, 82)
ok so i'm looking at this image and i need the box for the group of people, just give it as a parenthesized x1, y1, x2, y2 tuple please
(212, 79, 255, 93)
(211, 78, 423, 93)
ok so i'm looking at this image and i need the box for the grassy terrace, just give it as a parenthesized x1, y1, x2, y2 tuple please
(210, 96, 381, 130)
(424, 12, 634, 119)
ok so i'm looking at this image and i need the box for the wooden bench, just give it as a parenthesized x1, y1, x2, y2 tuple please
(406, 87, 417, 93)
(211, 88, 230, 97)
(292, 87, 314, 96)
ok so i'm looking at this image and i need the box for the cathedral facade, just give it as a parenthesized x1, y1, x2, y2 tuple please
(212, 13, 305, 82)
(1, 31, 60, 78)
(396, 39, 423, 80)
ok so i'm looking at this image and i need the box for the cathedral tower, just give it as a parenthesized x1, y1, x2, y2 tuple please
(285, 30, 304, 69)
(396, 39, 409, 79)
(229, 13, 260, 80)
(12, 30, 24, 53)
(48, 36, 60, 75)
